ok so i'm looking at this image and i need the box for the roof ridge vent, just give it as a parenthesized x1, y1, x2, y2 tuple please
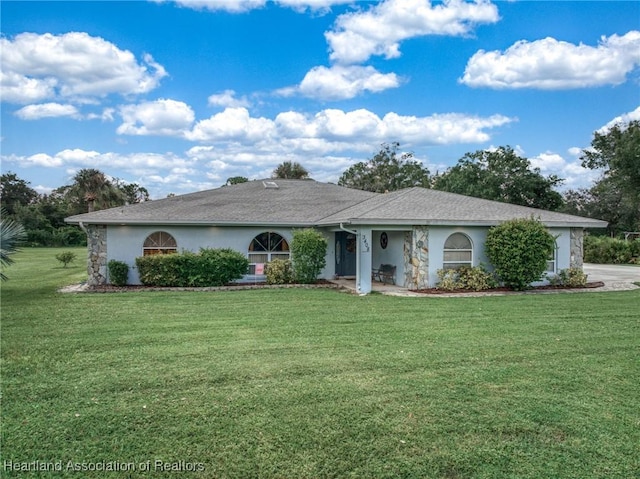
(263, 180, 279, 189)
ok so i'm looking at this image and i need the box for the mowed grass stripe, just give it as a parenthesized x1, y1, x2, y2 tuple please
(1, 248, 638, 478)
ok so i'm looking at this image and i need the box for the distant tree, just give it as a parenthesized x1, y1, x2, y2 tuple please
(114, 180, 150, 204)
(579, 120, 640, 234)
(0, 209, 26, 281)
(0, 172, 38, 216)
(432, 146, 563, 210)
(338, 142, 430, 193)
(226, 176, 249, 185)
(66, 169, 125, 213)
(272, 161, 309, 179)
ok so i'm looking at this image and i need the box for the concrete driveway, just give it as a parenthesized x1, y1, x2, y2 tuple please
(583, 263, 640, 288)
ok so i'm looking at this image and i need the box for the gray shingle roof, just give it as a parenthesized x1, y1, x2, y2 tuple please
(65, 179, 377, 226)
(319, 187, 607, 227)
(65, 179, 607, 228)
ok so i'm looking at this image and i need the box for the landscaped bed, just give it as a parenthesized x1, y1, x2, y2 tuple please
(410, 281, 605, 295)
(2, 248, 639, 478)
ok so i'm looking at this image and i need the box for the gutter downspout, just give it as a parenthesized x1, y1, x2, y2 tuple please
(339, 222, 363, 294)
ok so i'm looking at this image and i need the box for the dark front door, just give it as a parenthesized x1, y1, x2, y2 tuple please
(335, 231, 357, 276)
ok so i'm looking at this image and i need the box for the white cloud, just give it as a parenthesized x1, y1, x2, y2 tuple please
(381, 111, 513, 144)
(57, 149, 102, 163)
(567, 147, 582, 157)
(117, 99, 195, 136)
(0, 32, 167, 104)
(86, 108, 116, 122)
(597, 106, 640, 134)
(327, 0, 499, 64)
(14, 103, 80, 120)
(33, 185, 55, 195)
(186, 107, 277, 142)
(161, 0, 350, 13)
(207, 90, 251, 108)
(282, 65, 401, 100)
(0, 71, 57, 104)
(123, 103, 514, 148)
(461, 31, 640, 89)
(5, 149, 191, 171)
(529, 150, 602, 189)
(165, 0, 266, 12)
(529, 152, 566, 172)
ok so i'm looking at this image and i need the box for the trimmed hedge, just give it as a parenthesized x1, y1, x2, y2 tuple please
(485, 217, 556, 290)
(584, 236, 640, 264)
(108, 260, 129, 286)
(291, 228, 327, 284)
(135, 248, 249, 287)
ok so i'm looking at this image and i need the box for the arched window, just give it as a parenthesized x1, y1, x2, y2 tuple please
(143, 231, 177, 256)
(248, 232, 289, 274)
(443, 233, 473, 270)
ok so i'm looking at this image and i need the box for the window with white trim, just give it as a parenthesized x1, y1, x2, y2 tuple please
(143, 231, 177, 256)
(546, 242, 558, 273)
(247, 232, 289, 274)
(443, 233, 473, 270)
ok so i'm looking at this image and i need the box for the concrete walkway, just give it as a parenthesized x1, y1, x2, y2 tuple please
(583, 263, 640, 288)
(330, 264, 640, 297)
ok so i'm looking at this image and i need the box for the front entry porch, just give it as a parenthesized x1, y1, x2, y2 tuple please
(329, 277, 411, 295)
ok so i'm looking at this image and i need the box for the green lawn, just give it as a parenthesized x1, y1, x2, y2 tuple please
(2, 248, 639, 478)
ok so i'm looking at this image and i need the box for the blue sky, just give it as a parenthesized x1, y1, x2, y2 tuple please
(1, 0, 639, 199)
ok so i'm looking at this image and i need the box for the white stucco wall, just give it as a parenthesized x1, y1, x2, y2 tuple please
(106, 225, 287, 284)
(104, 223, 575, 288)
(106, 225, 336, 284)
(428, 225, 573, 287)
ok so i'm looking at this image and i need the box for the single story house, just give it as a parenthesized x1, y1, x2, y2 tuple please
(65, 179, 607, 293)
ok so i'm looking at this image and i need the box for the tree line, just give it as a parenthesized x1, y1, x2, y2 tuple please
(1, 120, 638, 245)
(0, 169, 149, 246)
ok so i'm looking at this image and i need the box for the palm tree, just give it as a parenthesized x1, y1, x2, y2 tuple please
(69, 169, 124, 213)
(272, 161, 310, 180)
(0, 210, 26, 281)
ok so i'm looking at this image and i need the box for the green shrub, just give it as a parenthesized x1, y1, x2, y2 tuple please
(631, 239, 640, 264)
(135, 248, 249, 287)
(291, 229, 327, 284)
(436, 265, 497, 291)
(458, 265, 498, 291)
(27, 229, 54, 247)
(55, 251, 77, 268)
(265, 259, 293, 284)
(53, 226, 86, 246)
(485, 217, 555, 291)
(436, 269, 461, 291)
(550, 268, 588, 288)
(584, 236, 635, 264)
(108, 260, 129, 286)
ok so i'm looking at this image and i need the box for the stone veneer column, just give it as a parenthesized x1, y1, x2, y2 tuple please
(570, 228, 584, 269)
(403, 226, 429, 289)
(86, 225, 108, 286)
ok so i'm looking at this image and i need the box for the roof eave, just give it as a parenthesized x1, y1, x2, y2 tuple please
(319, 218, 609, 228)
(65, 218, 319, 228)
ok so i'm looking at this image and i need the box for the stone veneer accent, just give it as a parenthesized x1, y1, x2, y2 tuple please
(403, 226, 429, 289)
(570, 228, 584, 269)
(86, 225, 108, 286)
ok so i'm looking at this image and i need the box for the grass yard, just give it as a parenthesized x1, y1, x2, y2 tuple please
(1, 248, 639, 478)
